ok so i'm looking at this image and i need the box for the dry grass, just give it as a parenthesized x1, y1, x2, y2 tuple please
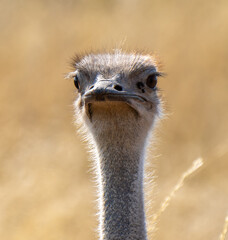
(219, 215, 228, 240)
(151, 158, 204, 227)
(0, 0, 228, 239)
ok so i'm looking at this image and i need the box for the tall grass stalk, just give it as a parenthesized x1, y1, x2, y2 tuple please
(150, 158, 203, 228)
(219, 215, 228, 240)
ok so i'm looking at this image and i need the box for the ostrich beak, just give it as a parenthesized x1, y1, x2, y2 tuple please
(83, 79, 147, 105)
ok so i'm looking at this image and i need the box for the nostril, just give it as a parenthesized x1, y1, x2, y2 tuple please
(114, 85, 123, 91)
(89, 85, 94, 90)
(137, 82, 144, 89)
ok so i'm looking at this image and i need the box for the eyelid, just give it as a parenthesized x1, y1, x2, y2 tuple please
(66, 70, 78, 79)
(150, 71, 163, 77)
(154, 71, 165, 77)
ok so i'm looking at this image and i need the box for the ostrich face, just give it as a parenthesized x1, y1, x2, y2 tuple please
(69, 52, 162, 130)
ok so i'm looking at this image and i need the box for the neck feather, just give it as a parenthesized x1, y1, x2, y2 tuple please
(92, 127, 149, 240)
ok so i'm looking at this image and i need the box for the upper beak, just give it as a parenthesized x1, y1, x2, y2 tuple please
(83, 79, 148, 106)
(83, 80, 127, 103)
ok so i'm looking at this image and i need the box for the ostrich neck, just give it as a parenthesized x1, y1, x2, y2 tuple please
(92, 125, 149, 240)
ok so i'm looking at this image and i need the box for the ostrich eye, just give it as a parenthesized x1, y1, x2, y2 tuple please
(74, 76, 80, 89)
(146, 74, 157, 89)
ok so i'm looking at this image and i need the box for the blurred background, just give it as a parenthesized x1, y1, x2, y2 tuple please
(0, 0, 228, 239)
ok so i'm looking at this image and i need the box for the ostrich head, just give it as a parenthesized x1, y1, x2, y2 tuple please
(68, 51, 162, 141)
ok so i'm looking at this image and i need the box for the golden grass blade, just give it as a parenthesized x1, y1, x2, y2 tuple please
(151, 158, 203, 226)
(219, 215, 228, 240)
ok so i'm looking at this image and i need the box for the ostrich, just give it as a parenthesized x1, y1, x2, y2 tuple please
(68, 50, 163, 240)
